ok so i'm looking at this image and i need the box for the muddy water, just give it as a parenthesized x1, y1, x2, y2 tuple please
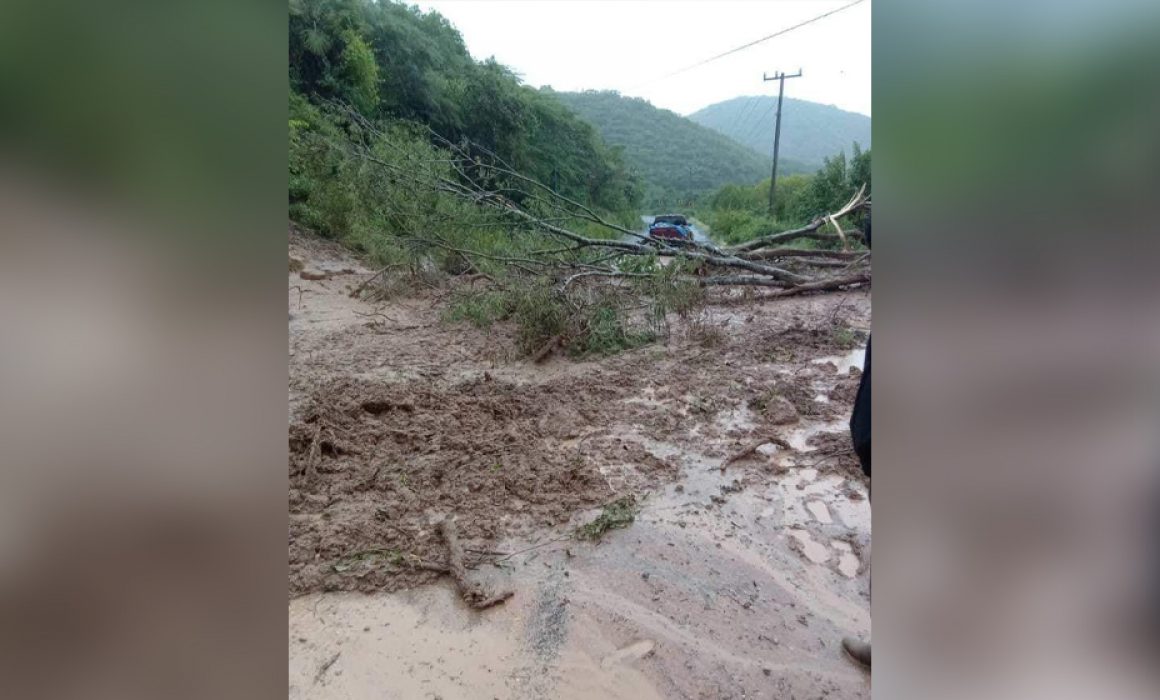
(814, 347, 866, 374)
(289, 425, 870, 699)
(288, 586, 661, 700)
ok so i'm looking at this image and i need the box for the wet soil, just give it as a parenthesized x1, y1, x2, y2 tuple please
(288, 226, 871, 698)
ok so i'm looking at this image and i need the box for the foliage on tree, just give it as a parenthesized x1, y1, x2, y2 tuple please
(697, 144, 870, 245)
(289, 0, 638, 215)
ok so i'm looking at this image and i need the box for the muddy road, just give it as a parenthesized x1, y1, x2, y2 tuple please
(288, 228, 871, 698)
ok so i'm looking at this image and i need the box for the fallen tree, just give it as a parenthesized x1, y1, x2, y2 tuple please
(327, 103, 870, 299)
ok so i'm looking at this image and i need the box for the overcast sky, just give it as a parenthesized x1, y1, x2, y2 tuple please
(413, 0, 871, 117)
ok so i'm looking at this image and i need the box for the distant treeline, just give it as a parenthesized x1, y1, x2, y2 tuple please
(552, 90, 812, 211)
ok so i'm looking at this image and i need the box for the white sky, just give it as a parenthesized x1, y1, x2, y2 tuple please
(413, 0, 871, 117)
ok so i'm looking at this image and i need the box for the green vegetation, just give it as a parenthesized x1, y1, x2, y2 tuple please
(688, 96, 871, 167)
(290, 0, 641, 228)
(554, 90, 810, 210)
(832, 326, 858, 350)
(442, 291, 510, 328)
(695, 144, 871, 245)
(575, 496, 640, 541)
(444, 284, 658, 358)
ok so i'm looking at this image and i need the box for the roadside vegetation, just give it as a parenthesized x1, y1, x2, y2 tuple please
(694, 144, 871, 246)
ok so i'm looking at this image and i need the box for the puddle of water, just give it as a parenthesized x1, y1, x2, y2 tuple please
(715, 404, 757, 433)
(289, 587, 521, 699)
(831, 542, 861, 578)
(788, 529, 830, 564)
(837, 553, 860, 578)
(785, 418, 849, 453)
(812, 347, 866, 374)
(756, 443, 781, 457)
(827, 487, 871, 531)
(290, 584, 665, 700)
(806, 500, 833, 524)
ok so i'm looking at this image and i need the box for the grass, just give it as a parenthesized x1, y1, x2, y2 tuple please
(441, 284, 659, 358)
(832, 326, 857, 349)
(443, 291, 511, 327)
(578, 304, 656, 357)
(830, 326, 867, 350)
(575, 495, 640, 542)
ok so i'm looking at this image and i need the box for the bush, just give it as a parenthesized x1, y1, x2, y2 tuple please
(442, 291, 511, 327)
(704, 210, 802, 246)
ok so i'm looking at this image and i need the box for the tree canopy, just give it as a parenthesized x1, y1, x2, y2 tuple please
(289, 0, 640, 213)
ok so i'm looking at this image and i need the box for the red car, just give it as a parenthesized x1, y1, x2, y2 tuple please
(648, 214, 695, 242)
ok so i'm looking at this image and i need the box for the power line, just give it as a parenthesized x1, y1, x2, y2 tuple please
(628, 0, 866, 89)
(729, 96, 762, 140)
(745, 99, 778, 146)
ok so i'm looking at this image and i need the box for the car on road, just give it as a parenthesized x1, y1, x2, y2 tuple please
(648, 214, 695, 242)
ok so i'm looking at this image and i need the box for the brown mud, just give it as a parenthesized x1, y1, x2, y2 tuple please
(288, 226, 871, 698)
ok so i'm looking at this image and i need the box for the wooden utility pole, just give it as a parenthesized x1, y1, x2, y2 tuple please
(763, 70, 802, 216)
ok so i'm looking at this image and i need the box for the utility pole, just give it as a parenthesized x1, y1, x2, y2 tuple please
(763, 69, 802, 216)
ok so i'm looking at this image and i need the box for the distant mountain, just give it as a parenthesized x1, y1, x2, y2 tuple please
(688, 97, 871, 167)
(551, 90, 810, 204)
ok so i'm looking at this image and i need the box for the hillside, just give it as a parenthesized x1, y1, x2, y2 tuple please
(689, 97, 871, 167)
(553, 90, 810, 206)
(290, 0, 640, 223)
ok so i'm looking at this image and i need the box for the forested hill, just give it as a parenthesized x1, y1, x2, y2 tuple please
(553, 90, 810, 207)
(290, 0, 640, 218)
(688, 97, 871, 167)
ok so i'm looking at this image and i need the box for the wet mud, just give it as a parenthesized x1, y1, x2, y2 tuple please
(288, 226, 871, 698)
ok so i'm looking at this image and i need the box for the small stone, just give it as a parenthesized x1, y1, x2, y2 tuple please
(641, 572, 651, 580)
(763, 668, 772, 676)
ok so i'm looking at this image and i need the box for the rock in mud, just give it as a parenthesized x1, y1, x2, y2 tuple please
(762, 395, 799, 425)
